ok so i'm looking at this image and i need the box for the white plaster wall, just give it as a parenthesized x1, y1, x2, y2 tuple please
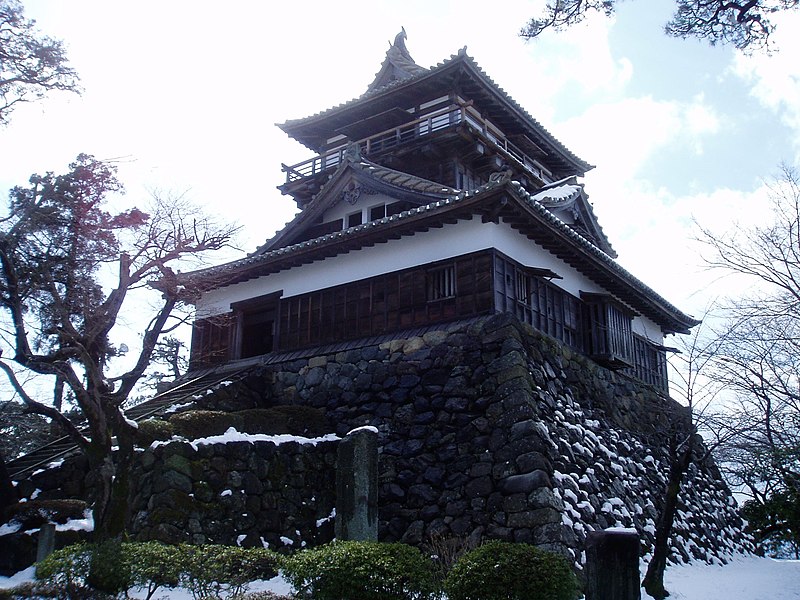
(197, 216, 493, 316)
(632, 316, 664, 341)
(195, 216, 666, 343)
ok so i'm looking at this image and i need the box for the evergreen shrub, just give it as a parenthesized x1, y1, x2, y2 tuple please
(283, 540, 438, 600)
(86, 539, 129, 594)
(32, 540, 280, 599)
(177, 544, 281, 599)
(34, 543, 90, 595)
(126, 541, 182, 598)
(444, 541, 579, 600)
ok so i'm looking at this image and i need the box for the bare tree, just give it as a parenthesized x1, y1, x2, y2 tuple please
(140, 335, 190, 392)
(0, 0, 81, 125)
(695, 165, 800, 556)
(0, 154, 238, 538)
(520, 0, 800, 52)
(641, 323, 730, 599)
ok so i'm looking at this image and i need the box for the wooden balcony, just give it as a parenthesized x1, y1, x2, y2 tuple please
(280, 102, 554, 192)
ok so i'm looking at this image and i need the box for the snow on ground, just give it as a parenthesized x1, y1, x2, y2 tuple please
(1, 555, 798, 599)
(649, 556, 800, 600)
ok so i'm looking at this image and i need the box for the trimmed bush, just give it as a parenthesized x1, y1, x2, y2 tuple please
(32, 541, 280, 599)
(86, 539, 130, 595)
(7, 499, 88, 529)
(177, 544, 281, 599)
(444, 541, 579, 600)
(283, 540, 438, 600)
(126, 541, 182, 599)
(35, 543, 107, 599)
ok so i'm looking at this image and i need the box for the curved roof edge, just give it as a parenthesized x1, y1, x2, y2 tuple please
(182, 173, 697, 334)
(277, 41, 593, 176)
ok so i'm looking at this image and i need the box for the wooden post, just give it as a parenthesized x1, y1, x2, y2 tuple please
(335, 427, 378, 541)
(585, 529, 641, 600)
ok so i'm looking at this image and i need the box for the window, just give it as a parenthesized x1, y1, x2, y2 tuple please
(190, 313, 234, 369)
(630, 335, 669, 391)
(369, 204, 386, 221)
(427, 265, 456, 301)
(240, 311, 275, 358)
(582, 293, 634, 368)
(232, 293, 281, 360)
(347, 211, 363, 228)
(494, 254, 580, 351)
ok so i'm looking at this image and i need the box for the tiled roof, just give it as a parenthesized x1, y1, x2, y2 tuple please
(278, 49, 592, 174)
(183, 169, 697, 332)
(358, 160, 460, 196)
(506, 180, 698, 329)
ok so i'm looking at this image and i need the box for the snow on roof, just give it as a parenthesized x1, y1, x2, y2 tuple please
(187, 428, 339, 450)
(529, 183, 582, 204)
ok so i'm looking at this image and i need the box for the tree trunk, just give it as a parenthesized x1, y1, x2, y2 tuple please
(0, 450, 18, 518)
(642, 442, 693, 599)
(87, 411, 136, 540)
(53, 374, 65, 412)
(91, 451, 134, 540)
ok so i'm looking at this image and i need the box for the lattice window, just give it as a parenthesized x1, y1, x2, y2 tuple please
(426, 265, 456, 301)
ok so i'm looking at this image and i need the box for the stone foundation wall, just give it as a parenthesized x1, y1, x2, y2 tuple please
(129, 437, 337, 550)
(244, 313, 747, 563)
(6, 313, 749, 567)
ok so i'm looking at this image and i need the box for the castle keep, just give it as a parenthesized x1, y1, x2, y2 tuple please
(4, 31, 747, 571)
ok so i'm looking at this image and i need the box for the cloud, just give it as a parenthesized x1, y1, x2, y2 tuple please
(551, 89, 721, 209)
(732, 12, 800, 157)
(684, 94, 721, 155)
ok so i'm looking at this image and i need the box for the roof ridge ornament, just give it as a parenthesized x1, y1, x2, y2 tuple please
(391, 27, 409, 56)
(488, 169, 514, 186)
(364, 28, 428, 94)
(344, 142, 362, 163)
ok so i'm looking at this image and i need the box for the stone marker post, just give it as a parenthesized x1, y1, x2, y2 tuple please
(584, 529, 641, 600)
(335, 426, 378, 541)
(36, 523, 57, 562)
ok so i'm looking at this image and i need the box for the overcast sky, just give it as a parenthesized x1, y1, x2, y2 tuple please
(3, 0, 799, 328)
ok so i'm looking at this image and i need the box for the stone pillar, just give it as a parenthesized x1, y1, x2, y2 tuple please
(335, 426, 378, 541)
(36, 523, 57, 562)
(584, 529, 641, 600)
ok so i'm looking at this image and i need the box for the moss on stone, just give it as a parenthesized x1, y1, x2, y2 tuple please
(135, 418, 174, 447)
(236, 406, 330, 437)
(169, 410, 237, 439)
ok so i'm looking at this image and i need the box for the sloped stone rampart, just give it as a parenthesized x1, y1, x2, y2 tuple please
(250, 313, 747, 563)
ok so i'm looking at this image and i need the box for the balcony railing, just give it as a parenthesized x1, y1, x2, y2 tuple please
(281, 102, 553, 187)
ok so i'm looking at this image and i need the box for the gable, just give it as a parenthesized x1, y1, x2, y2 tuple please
(256, 148, 459, 254)
(529, 177, 615, 258)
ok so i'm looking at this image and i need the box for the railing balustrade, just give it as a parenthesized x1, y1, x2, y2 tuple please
(281, 102, 553, 186)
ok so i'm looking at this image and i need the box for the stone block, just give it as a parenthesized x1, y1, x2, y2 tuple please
(164, 454, 193, 478)
(335, 427, 378, 541)
(308, 356, 327, 368)
(465, 476, 493, 498)
(585, 530, 641, 600)
(501, 470, 551, 494)
(507, 507, 560, 529)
